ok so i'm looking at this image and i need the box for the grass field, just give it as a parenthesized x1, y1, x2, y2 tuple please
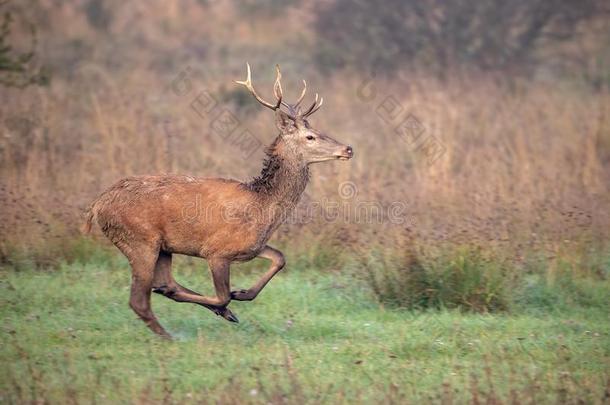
(2, 252, 608, 404)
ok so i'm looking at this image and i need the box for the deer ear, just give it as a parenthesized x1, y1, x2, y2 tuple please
(275, 110, 295, 133)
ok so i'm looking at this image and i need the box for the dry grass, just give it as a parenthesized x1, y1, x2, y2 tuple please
(0, 1, 609, 281)
(2, 66, 609, 265)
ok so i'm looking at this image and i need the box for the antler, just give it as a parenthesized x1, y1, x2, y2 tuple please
(235, 62, 283, 111)
(280, 79, 307, 114)
(293, 80, 307, 107)
(235, 63, 324, 118)
(302, 93, 324, 117)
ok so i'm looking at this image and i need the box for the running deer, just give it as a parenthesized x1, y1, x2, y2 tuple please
(83, 63, 353, 338)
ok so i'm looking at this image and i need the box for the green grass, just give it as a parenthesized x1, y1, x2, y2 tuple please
(1, 256, 609, 404)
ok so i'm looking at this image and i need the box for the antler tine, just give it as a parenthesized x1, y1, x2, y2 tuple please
(306, 96, 323, 116)
(235, 62, 282, 110)
(273, 64, 283, 104)
(273, 65, 299, 116)
(301, 93, 318, 116)
(294, 79, 307, 107)
(302, 93, 325, 117)
(279, 79, 307, 117)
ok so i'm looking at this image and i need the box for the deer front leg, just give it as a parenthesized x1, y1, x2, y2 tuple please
(231, 246, 285, 301)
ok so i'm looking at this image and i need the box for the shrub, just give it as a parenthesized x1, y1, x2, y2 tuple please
(363, 246, 510, 312)
(515, 271, 610, 313)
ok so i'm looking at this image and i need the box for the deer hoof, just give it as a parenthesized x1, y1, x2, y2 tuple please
(225, 312, 239, 323)
(218, 307, 239, 323)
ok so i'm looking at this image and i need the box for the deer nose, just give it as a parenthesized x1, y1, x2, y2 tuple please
(345, 145, 353, 157)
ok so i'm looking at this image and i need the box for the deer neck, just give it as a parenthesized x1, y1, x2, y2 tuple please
(247, 138, 310, 213)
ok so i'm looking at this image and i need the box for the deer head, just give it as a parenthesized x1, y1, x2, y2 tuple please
(235, 63, 353, 164)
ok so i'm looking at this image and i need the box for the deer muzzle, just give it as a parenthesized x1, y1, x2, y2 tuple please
(335, 145, 353, 160)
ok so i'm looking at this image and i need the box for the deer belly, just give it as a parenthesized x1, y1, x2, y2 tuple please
(209, 224, 273, 260)
(164, 226, 262, 259)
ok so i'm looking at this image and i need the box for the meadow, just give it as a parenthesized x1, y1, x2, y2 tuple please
(1, 245, 609, 404)
(1, 1, 610, 404)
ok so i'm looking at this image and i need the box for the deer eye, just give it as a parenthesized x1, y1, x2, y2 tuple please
(306, 135, 315, 141)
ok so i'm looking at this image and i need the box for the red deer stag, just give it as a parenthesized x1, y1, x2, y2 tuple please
(83, 63, 353, 338)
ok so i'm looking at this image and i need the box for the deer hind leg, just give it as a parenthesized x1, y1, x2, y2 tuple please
(123, 245, 172, 339)
(152, 253, 238, 323)
(231, 246, 285, 301)
(151, 252, 198, 299)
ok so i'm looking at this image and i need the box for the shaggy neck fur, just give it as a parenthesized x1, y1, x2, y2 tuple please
(246, 136, 310, 211)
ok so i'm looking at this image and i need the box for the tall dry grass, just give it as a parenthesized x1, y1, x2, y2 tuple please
(0, 1, 609, 277)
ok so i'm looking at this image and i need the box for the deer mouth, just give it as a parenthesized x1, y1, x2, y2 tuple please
(336, 155, 351, 160)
